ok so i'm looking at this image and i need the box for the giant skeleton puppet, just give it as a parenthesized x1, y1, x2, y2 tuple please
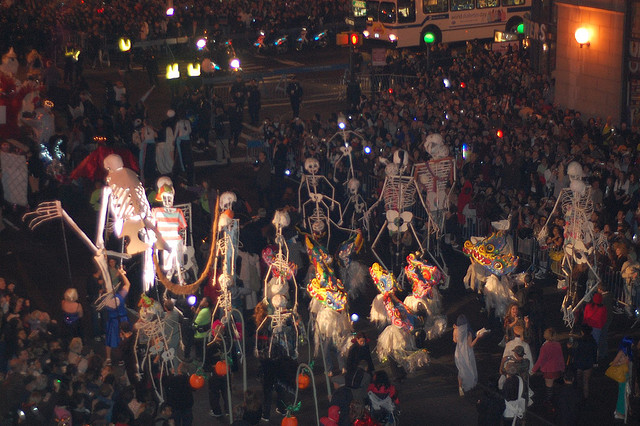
(256, 210, 301, 358)
(366, 150, 428, 273)
(298, 157, 343, 244)
(413, 133, 455, 286)
(25, 154, 168, 305)
(149, 177, 188, 289)
(537, 161, 599, 327)
(208, 192, 244, 357)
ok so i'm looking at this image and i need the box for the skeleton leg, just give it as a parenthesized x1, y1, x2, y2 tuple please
(371, 221, 389, 270)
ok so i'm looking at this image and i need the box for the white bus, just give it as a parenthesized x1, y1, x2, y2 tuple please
(363, 0, 531, 48)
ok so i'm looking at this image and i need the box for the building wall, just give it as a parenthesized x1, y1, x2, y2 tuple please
(554, 3, 624, 123)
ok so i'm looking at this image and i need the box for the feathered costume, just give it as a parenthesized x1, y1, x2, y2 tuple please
(463, 231, 518, 318)
(306, 236, 352, 357)
(403, 253, 447, 340)
(369, 263, 429, 372)
(336, 230, 368, 299)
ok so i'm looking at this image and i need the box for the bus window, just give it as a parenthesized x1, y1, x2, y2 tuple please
(366, 1, 380, 21)
(423, 0, 448, 14)
(502, 0, 525, 4)
(398, 0, 416, 22)
(379, 2, 397, 23)
(450, 0, 474, 11)
(477, 0, 498, 8)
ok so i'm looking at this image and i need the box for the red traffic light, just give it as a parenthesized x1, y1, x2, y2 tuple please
(349, 33, 361, 46)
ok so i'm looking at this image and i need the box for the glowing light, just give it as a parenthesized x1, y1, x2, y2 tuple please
(423, 32, 435, 44)
(229, 58, 241, 69)
(516, 22, 524, 34)
(363, 30, 370, 37)
(388, 88, 393, 94)
(119, 38, 131, 52)
(196, 38, 206, 50)
(575, 27, 590, 46)
(462, 144, 468, 160)
(187, 295, 197, 306)
(166, 63, 180, 80)
(443, 78, 450, 88)
(364, 146, 372, 154)
(497, 129, 504, 138)
(187, 63, 201, 77)
(166, 7, 174, 15)
(460, 82, 466, 88)
(389, 34, 397, 42)
(285, 169, 292, 176)
(351, 313, 359, 322)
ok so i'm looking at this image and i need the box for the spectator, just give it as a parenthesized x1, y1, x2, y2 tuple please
(531, 328, 565, 405)
(569, 325, 597, 400)
(611, 336, 633, 421)
(61, 287, 83, 340)
(453, 314, 484, 396)
(582, 292, 607, 358)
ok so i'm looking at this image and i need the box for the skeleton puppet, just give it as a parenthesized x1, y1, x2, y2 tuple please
(366, 150, 427, 272)
(298, 158, 342, 244)
(413, 133, 456, 237)
(209, 191, 244, 354)
(538, 161, 597, 327)
(339, 178, 369, 233)
(151, 177, 187, 288)
(25, 154, 167, 302)
(256, 210, 300, 358)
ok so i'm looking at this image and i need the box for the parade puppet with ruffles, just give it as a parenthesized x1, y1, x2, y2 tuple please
(305, 236, 352, 359)
(463, 231, 519, 318)
(335, 230, 369, 300)
(369, 262, 429, 373)
(403, 253, 447, 342)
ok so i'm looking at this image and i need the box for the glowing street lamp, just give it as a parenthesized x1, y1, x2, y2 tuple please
(575, 27, 590, 48)
(119, 37, 131, 52)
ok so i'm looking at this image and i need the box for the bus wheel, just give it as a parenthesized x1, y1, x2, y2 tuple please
(505, 17, 523, 34)
(421, 26, 441, 48)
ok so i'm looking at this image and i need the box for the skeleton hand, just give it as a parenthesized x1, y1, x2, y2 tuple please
(23, 201, 63, 230)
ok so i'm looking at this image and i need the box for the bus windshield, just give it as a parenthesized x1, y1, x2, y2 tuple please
(366, 1, 380, 21)
(423, 0, 448, 14)
(379, 2, 396, 23)
(398, 0, 416, 23)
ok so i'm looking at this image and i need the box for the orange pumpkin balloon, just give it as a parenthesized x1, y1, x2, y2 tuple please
(297, 373, 310, 390)
(281, 416, 298, 426)
(215, 360, 228, 376)
(189, 373, 205, 389)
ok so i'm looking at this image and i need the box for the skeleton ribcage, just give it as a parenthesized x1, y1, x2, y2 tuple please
(109, 182, 151, 221)
(561, 188, 594, 246)
(383, 176, 417, 212)
(414, 158, 454, 212)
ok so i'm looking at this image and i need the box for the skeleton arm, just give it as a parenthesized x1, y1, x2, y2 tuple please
(318, 176, 337, 210)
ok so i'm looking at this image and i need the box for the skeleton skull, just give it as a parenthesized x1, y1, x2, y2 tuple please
(567, 161, 583, 181)
(393, 149, 409, 171)
(219, 191, 237, 211)
(272, 210, 291, 229)
(304, 158, 320, 175)
(103, 154, 124, 172)
(423, 133, 448, 159)
(347, 178, 361, 195)
(156, 177, 174, 208)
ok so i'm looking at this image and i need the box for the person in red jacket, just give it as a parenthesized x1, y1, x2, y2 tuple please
(532, 328, 565, 405)
(583, 292, 607, 359)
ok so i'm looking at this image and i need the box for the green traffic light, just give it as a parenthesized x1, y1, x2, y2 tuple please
(516, 23, 524, 34)
(423, 32, 435, 44)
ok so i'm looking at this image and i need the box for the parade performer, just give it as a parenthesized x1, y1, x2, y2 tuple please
(463, 231, 519, 319)
(403, 253, 447, 341)
(306, 236, 352, 375)
(369, 262, 429, 373)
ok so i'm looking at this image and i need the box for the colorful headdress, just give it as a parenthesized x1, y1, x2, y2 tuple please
(369, 263, 416, 333)
(404, 253, 444, 299)
(463, 231, 518, 276)
(336, 230, 364, 269)
(262, 246, 297, 280)
(306, 237, 347, 311)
